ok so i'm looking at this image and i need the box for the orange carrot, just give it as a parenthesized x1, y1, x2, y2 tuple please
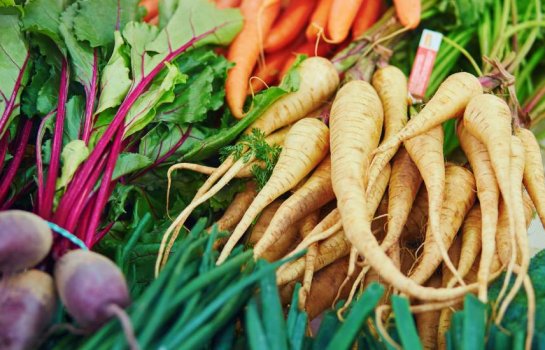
(216, 0, 242, 8)
(250, 40, 301, 93)
(226, 0, 281, 119)
(265, 0, 317, 53)
(148, 16, 159, 25)
(306, 0, 334, 41)
(393, 0, 421, 29)
(327, 0, 364, 43)
(352, 0, 383, 38)
(141, 0, 158, 22)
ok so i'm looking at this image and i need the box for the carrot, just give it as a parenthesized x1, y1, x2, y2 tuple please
(298, 211, 320, 309)
(404, 126, 467, 284)
(373, 72, 482, 160)
(381, 147, 422, 251)
(226, 0, 281, 119)
(457, 121, 499, 302)
(264, 0, 317, 53)
(216, 0, 242, 8)
(409, 165, 476, 285)
(393, 0, 421, 29)
(327, 0, 364, 43)
(140, 0, 158, 22)
(247, 200, 282, 245)
(249, 201, 302, 261)
(306, 257, 359, 320)
(211, 181, 258, 233)
(515, 127, 545, 228)
(367, 66, 409, 193)
(148, 16, 158, 25)
(416, 273, 442, 350)
(254, 155, 334, 257)
(496, 136, 530, 326)
(276, 230, 351, 285)
(217, 118, 330, 264)
(446, 204, 482, 288)
(305, 0, 333, 42)
(278, 40, 334, 79)
(250, 41, 300, 93)
(352, 0, 384, 38)
(402, 186, 429, 245)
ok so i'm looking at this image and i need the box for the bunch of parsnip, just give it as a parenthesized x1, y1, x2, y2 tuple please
(160, 56, 545, 350)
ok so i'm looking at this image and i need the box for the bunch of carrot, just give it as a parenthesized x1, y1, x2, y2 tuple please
(160, 54, 545, 349)
(220, 0, 392, 119)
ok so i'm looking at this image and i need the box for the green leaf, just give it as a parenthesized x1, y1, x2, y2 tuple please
(0, 0, 16, 6)
(95, 31, 131, 114)
(245, 298, 271, 350)
(145, 0, 242, 63)
(121, 21, 159, 83)
(0, 6, 29, 136)
(112, 153, 152, 180)
(391, 295, 423, 350)
(158, 0, 178, 28)
(22, 0, 64, 49)
(488, 249, 545, 335)
(462, 294, 486, 350)
(63, 95, 84, 142)
(59, 2, 94, 89)
(56, 140, 89, 191)
(124, 62, 187, 137)
(123, 0, 241, 85)
(278, 54, 306, 92)
(258, 262, 289, 350)
(313, 306, 343, 349)
(73, 0, 140, 47)
(36, 69, 60, 114)
(326, 283, 385, 350)
(181, 86, 289, 161)
(450, 311, 464, 350)
(21, 55, 55, 117)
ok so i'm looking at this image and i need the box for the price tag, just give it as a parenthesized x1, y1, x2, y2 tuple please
(408, 29, 443, 101)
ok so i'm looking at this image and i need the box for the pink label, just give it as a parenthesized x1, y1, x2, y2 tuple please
(408, 29, 443, 100)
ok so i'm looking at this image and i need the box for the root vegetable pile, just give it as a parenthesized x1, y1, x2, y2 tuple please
(176, 64, 545, 349)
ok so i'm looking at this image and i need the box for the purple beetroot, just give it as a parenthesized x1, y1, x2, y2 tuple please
(0, 269, 57, 350)
(0, 210, 52, 274)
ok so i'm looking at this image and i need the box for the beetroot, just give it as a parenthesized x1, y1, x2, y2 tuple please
(0, 270, 56, 350)
(0, 210, 52, 273)
(54, 250, 130, 329)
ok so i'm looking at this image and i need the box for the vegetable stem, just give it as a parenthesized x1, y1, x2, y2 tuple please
(39, 59, 70, 220)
